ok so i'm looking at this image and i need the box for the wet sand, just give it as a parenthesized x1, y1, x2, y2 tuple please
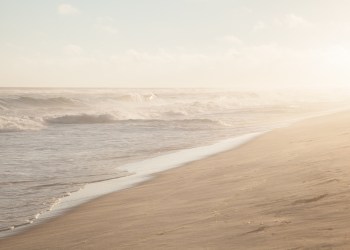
(2, 111, 350, 249)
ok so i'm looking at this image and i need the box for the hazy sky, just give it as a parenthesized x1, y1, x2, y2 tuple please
(1, 0, 350, 88)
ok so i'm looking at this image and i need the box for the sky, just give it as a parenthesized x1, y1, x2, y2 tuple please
(1, 0, 350, 88)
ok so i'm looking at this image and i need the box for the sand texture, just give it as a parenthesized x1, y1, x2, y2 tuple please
(2, 111, 350, 249)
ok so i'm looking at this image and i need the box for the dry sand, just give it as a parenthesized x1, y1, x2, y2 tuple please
(2, 111, 350, 249)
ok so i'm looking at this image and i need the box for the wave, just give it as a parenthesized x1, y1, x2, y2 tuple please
(45, 113, 118, 124)
(44, 112, 232, 128)
(1, 89, 346, 132)
(115, 93, 157, 102)
(0, 96, 80, 108)
(0, 108, 233, 131)
(170, 118, 233, 128)
(0, 93, 158, 115)
(162, 110, 189, 117)
(125, 118, 233, 128)
(0, 90, 342, 120)
(0, 116, 45, 133)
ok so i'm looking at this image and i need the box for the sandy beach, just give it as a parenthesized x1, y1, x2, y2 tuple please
(2, 111, 350, 249)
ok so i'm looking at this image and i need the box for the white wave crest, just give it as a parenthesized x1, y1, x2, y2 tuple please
(116, 93, 157, 102)
(0, 116, 45, 133)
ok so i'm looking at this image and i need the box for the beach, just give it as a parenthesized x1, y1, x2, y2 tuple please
(2, 110, 350, 249)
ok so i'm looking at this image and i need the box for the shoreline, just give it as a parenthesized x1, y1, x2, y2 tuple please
(1, 106, 345, 238)
(0, 132, 264, 239)
(2, 110, 350, 249)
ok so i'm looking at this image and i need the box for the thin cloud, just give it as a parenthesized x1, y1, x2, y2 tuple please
(217, 35, 243, 44)
(57, 3, 80, 16)
(274, 14, 312, 29)
(94, 17, 118, 34)
(253, 21, 267, 32)
(285, 14, 312, 28)
(63, 44, 83, 55)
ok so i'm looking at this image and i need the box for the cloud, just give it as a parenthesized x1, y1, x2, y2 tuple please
(253, 21, 267, 32)
(62, 44, 83, 55)
(217, 35, 243, 44)
(94, 17, 118, 34)
(285, 14, 312, 28)
(274, 14, 312, 29)
(57, 3, 80, 16)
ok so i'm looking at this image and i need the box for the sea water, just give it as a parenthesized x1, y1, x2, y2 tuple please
(0, 88, 349, 236)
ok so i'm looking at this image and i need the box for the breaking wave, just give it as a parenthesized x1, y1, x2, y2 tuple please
(0, 96, 80, 108)
(45, 114, 118, 124)
(115, 93, 157, 102)
(0, 116, 44, 133)
(44, 113, 232, 128)
(0, 88, 347, 132)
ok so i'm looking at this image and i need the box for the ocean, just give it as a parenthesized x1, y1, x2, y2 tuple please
(0, 88, 348, 236)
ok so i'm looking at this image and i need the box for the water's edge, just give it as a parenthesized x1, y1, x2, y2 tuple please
(1, 106, 348, 239)
(0, 131, 264, 239)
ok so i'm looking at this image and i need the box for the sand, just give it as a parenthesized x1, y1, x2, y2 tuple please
(2, 111, 350, 249)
